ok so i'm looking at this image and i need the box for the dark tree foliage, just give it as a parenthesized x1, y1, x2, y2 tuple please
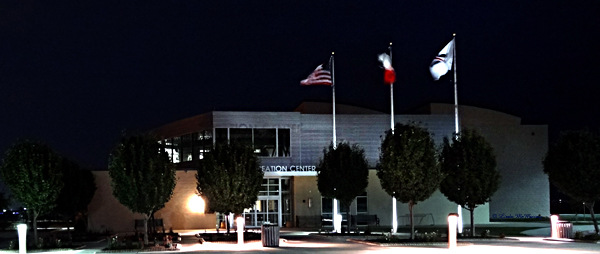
(0, 140, 64, 245)
(439, 128, 500, 237)
(543, 130, 600, 234)
(108, 134, 176, 244)
(54, 158, 96, 238)
(377, 123, 441, 239)
(196, 142, 262, 233)
(0, 193, 9, 211)
(317, 142, 369, 233)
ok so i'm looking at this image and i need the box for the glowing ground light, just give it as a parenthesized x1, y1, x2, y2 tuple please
(187, 195, 205, 214)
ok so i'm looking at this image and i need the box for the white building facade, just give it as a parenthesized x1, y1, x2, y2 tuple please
(86, 102, 549, 233)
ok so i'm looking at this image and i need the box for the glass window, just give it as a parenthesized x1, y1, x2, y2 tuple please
(171, 137, 181, 163)
(254, 129, 276, 157)
(230, 129, 252, 147)
(322, 197, 332, 214)
(181, 134, 193, 162)
(163, 138, 173, 162)
(280, 178, 290, 192)
(215, 128, 228, 145)
(212, 128, 291, 157)
(357, 192, 368, 214)
(340, 204, 349, 213)
(259, 178, 281, 196)
(278, 129, 290, 157)
(196, 130, 212, 160)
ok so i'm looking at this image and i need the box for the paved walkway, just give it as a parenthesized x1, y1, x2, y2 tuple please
(67, 228, 600, 254)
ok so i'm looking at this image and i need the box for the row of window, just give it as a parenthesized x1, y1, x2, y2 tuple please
(160, 128, 291, 163)
(215, 128, 290, 157)
(322, 192, 368, 215)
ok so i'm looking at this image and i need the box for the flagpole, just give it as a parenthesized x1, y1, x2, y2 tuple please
(389, 43, 394, 134)
(452, 33, 464, 234)
(388, 42, 398, 235)
(453, 33, 459, 134)
(330, 52, 340, 233)
(331, 52, 336, 149)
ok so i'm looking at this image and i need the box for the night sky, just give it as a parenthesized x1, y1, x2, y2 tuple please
(1, 0, 599, 169)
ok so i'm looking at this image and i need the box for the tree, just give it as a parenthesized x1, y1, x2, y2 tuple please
(54, 158, 96, 242)
(317, 142, 369, 233)
(0, 140, 64, 245)
(377, 123, 441, 239)
(543, 130, 600, 234)
(0, 192, 9, 212)
(108, 134, 176, 245)
(196, 142, 262, 234)
(439, 128, 500, 237)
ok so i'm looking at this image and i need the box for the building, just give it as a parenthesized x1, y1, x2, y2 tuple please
(87, 102, 549, 233)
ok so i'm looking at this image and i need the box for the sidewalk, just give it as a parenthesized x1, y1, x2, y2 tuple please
(79, 228, 600, 254)
(7, 227, 597, 254)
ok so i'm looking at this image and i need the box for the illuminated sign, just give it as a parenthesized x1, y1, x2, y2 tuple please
(260, 165, 316, 172)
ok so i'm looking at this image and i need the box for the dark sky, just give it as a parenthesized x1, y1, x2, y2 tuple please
(1, 0, 599, 169)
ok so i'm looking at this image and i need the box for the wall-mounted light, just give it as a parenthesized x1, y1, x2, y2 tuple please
(187, 195, 206, 214)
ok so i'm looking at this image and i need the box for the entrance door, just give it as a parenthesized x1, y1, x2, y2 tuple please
(243, 177, 291, 227)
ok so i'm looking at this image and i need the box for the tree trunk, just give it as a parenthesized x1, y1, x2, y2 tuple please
(67, 220, 73, 246)
(409, 201, 415, 240)
(586, 202, 599, 234)
(345, 204, 351, 234)
(216, 213, 220, 233)
(32, 210, 39, 246)
(150, 213, 156, 234)
(226, 213, 231, 234)
(143, 216, 149, 245)
(469, 207, 475, 237)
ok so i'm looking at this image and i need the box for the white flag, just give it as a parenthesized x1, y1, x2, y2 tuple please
(430, 38, 455, 81)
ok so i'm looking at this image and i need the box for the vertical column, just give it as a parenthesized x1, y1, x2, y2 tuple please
(237, 216, 245, 244)
(551, 215, 559, 238)
(278, 178, 283, 227)
(448, 213, 458, 249)
(17, 223, 27, 254)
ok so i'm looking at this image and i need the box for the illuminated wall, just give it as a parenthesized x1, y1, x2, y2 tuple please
(87, 171, 216, 233)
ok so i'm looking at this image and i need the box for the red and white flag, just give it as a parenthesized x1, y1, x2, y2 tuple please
(300, 64, 332, 86)
(430, 38, 455, 80)
(378, 53, 396, 85)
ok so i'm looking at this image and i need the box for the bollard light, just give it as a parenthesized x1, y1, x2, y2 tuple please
(17, 223, 27, 254)
(392, 197, 397, 234)
(550, 214, 559, 238)
(447, 213, 458, 249)
(334, 214, 342, 234)
(237, 216, 245, 244)
(457, 205, 463, 234)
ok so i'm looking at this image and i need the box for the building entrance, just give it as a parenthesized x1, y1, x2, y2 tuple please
(244, 177, 291, 227)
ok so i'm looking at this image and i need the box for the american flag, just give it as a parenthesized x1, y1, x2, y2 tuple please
(300, 64, 332, 86)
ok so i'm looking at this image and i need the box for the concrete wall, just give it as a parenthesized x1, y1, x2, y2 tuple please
(88, 171, 141, 233)
(482, 124, 549, 219)
(88, 171, 216, 233)
(293, 176, 321, 227)
(154, 171, 217, 230)
(366, 170, 490, 227)
(292, 170, 490, 228)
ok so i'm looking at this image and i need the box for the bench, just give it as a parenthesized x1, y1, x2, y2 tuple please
(353, 214, 380, 226)
(320, 214, 379, 229)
